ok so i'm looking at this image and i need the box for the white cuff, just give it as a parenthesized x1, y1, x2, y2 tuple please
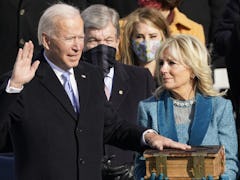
(6, 79, 23, 93)
(142, 129, 158, 145)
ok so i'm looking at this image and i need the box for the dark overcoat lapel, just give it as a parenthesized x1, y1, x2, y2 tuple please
(36, 58, 77, 120)
(74, 63, 90, 120)
(110, 63, 129, 110)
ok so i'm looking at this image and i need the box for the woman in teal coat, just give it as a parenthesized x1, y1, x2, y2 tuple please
(135, 34, 239, 180)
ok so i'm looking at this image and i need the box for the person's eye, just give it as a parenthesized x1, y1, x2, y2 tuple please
(135, 35, 144, 39)
(65, 37, 74, 41)
(88, 38, 97, 43)
(159, 60, 164, 66)
(169, 60, 177, 65)
(106, 39, 114, 43)
(77, 36, 84, 41)
(150, 35, 157, 39)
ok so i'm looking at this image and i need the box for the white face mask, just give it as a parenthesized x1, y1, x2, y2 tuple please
(131, 39, 161, 63)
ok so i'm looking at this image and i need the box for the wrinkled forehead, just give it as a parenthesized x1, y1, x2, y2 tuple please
(85, 22, 118, 38)
(53, 16, 83, 33)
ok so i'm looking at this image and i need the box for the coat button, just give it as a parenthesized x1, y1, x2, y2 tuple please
(76, 128, 82, 133)
(19, 9, 25, 15)
(79, 158, 85, 164)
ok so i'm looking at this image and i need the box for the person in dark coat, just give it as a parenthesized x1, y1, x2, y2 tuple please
(213, 0, 240, 155)
(178, 0, 228, 68)
(81, 4, 155, 179)
(0, 3, 190, 180)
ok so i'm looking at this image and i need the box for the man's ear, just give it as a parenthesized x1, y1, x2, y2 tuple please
(42, 33, 51, 50)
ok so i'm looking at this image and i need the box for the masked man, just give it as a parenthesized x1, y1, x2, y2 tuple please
(81, 4, 155, 180)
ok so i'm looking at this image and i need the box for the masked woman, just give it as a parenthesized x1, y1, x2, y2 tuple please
(120, 7, 170, 82)
(134, 34, 239, 180)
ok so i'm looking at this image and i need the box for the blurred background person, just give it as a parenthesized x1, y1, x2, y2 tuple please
(137, 0, 205, 44)
(178, 0, 229, 97)
(213, 0, 240, 155)
(120, 7, 170, 85)
(178, 0, 227, 49)
(81, 4, 155, 180)
(134, 35, 239, 180)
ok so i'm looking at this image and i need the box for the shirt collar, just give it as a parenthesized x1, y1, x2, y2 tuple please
(43, 51, 74, 77)
(106, 67, 114, 79)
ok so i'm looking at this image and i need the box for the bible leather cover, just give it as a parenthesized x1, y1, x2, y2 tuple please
(143, 145, 225, 180)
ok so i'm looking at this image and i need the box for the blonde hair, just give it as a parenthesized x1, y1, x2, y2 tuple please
(154, 34, 223, 97)
(120, 7, 170, 65)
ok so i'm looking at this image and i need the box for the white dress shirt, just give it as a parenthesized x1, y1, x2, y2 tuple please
(104, 67, 114, 93)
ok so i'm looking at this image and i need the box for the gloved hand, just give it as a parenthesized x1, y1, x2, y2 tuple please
(101, 155, 135, 180)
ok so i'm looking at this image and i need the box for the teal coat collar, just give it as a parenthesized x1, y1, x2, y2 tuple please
(157, 91, 213, 145)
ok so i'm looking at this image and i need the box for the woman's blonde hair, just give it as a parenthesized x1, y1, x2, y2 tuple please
(154, 34, 223, 97)
(120, 7, 170, 65)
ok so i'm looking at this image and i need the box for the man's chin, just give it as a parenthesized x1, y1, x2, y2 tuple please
(72, 61, 79, 67)
(65, 60, 80, 69)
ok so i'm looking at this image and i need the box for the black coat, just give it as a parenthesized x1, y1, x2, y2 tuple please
(214, 0, 240, 125)
(0, 0, 88, 75)
(104, 62, 155, 166)
(178, 0, 228, 68)
(0, 54, 146, 180)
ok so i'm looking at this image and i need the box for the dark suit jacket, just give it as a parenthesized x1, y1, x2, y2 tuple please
(178, 0, 228, 68)
(214, 0, 240, 127)
(104, 62, 155, 166)
(0, 54, 146, 180)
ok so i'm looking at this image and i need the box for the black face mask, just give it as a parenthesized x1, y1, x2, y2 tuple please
(82, 44, 116, 77)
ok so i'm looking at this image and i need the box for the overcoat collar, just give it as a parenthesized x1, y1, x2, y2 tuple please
(157, 91, 212, 145)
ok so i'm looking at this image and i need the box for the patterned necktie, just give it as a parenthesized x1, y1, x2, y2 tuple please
(62, 72, 79, 113)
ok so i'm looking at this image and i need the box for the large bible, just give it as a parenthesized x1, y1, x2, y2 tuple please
(143, 145, 225, 180)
